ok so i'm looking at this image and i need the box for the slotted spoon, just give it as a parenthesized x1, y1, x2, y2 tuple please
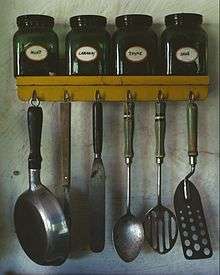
(144, 100, 178, 254)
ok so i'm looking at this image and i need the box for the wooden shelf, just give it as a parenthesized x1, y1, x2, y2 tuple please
(16, 76, 209, 102)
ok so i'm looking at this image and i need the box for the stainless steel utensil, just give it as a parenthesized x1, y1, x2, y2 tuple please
(144, 100, 178, 254)
(89, 92, 106, 252)
(174, 98, 212, 259)
(14, 106, 70, 266)
(113, 93, 144, 262)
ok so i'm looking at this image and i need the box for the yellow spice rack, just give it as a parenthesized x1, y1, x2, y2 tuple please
(16, 76, 209, 102)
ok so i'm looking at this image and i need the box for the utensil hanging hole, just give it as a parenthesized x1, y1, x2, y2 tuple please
(183, 231, 188, 237)
(194, 243, 201, 251)
(204, 248, 211, 256)
(186, 249, 193, 257)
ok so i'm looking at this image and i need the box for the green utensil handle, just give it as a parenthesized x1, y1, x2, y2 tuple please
(155, 101, 166, 162)
(124, 101, 134, 160)
(187, 101, 198, 159)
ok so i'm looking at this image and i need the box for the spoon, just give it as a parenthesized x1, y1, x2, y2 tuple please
(113, 93, 144, 262)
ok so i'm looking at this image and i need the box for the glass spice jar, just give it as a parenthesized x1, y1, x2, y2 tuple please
(13, 14, 59, 76)
(112, 14, 158, 75)
(66, 15, 111, 75)
(160, 13, 208, 75)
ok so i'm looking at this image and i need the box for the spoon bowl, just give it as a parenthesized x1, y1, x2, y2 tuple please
(113, 213, 144, 262)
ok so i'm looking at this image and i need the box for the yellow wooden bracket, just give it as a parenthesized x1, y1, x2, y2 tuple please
(16, 76, 209, 102)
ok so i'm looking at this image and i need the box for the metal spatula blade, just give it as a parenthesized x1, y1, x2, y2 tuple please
(174, 99, 212, 260)
(89, 158, 105, 252)
(174, 179, 212, 259)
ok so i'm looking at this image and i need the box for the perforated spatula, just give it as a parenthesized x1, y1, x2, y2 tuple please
(174, 99, 212, 260)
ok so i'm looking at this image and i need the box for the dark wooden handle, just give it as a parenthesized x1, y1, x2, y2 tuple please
(93, 101, 103, 156)
(28, 106, 43, 169)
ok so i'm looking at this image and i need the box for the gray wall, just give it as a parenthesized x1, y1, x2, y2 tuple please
(0, 0, 219, 274)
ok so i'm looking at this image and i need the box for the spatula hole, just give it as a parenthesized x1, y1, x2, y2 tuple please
(186, 249, 193, 257)
(204, 248, 211, 256)
(201, 230, 206, 236)
(182, 223, 186, 229)
(194, 243, 200, 251)
(192, 234, 198, 241)
(184, 239, 190, 246)
(183, 231, 188, 237)
(191, 225, 196, 232)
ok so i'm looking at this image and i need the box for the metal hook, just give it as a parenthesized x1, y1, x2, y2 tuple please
(157, 90, 165, 102)
(126, 90, 133, 102)
(64, 90, 70, 102)
(95, 90, 101, 101)
(30, 90, 40, 107)
(189, 91, 196, 102)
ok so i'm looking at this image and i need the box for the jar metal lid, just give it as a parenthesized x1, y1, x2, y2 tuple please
(17, 14, 54, 28)
(165, 13, 203, 26)
(70, 15, 107, 28)
(116, 14, 153, 28)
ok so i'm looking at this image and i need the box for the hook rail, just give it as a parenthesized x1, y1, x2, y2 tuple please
(17, 76, 209, 102)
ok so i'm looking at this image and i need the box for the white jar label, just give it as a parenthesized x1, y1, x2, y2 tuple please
(76, 46, 98, 62)
(176, 47, 198, 63)
(126, 46, 147, 62)
(25, 45, 48, 61)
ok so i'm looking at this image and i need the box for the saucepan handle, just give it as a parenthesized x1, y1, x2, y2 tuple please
(28, 106, 43, 169)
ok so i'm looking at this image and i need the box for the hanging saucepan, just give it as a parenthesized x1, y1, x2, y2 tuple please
(14, 105, 70, 266)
